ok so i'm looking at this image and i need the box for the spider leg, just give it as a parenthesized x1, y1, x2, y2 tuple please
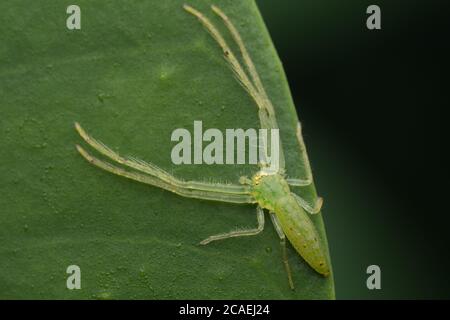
(184, 4, 285, 172)
(75, 122, 251, 196)
(291, 192, 323, 215)
(199, 206, 265, 244)
(270, 212, 295, 290)
(76, 145, 254, 204)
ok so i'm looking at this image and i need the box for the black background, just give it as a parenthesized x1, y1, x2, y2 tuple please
(258, 0, 447, 299)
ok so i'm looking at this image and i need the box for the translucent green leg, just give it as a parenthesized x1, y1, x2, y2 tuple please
(76, 145, 254, 204)
(75, 121, 254, 204)
(291, 192, 323, 215)
(184, 4, 285, 171)
(288, 121, 323, 213)
(286, 121, 315, 187)
(270, 213, 294, 290)
(75, 122, 251, 196)
(290, 120, 323, 185)
(200, 206, 265, 245)
(286, 178, 312, 187)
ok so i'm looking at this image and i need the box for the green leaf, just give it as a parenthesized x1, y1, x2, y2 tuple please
(0, 0, 334, 299)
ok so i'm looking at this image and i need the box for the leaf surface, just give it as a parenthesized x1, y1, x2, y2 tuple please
(0, 0, 334, 299)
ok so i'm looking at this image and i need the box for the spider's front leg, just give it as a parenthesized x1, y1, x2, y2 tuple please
(75, 122, 255, 204)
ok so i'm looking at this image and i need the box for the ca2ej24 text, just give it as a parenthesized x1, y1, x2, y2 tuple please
(179, 304, 270, 317)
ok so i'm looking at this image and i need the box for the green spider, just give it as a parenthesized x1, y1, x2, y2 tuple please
(74, 4, 329, 289)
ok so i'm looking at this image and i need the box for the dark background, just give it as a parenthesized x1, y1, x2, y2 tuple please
(258, 0, 446, 299)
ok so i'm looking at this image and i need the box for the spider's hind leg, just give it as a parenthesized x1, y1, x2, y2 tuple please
(269, 212, 295, 290)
